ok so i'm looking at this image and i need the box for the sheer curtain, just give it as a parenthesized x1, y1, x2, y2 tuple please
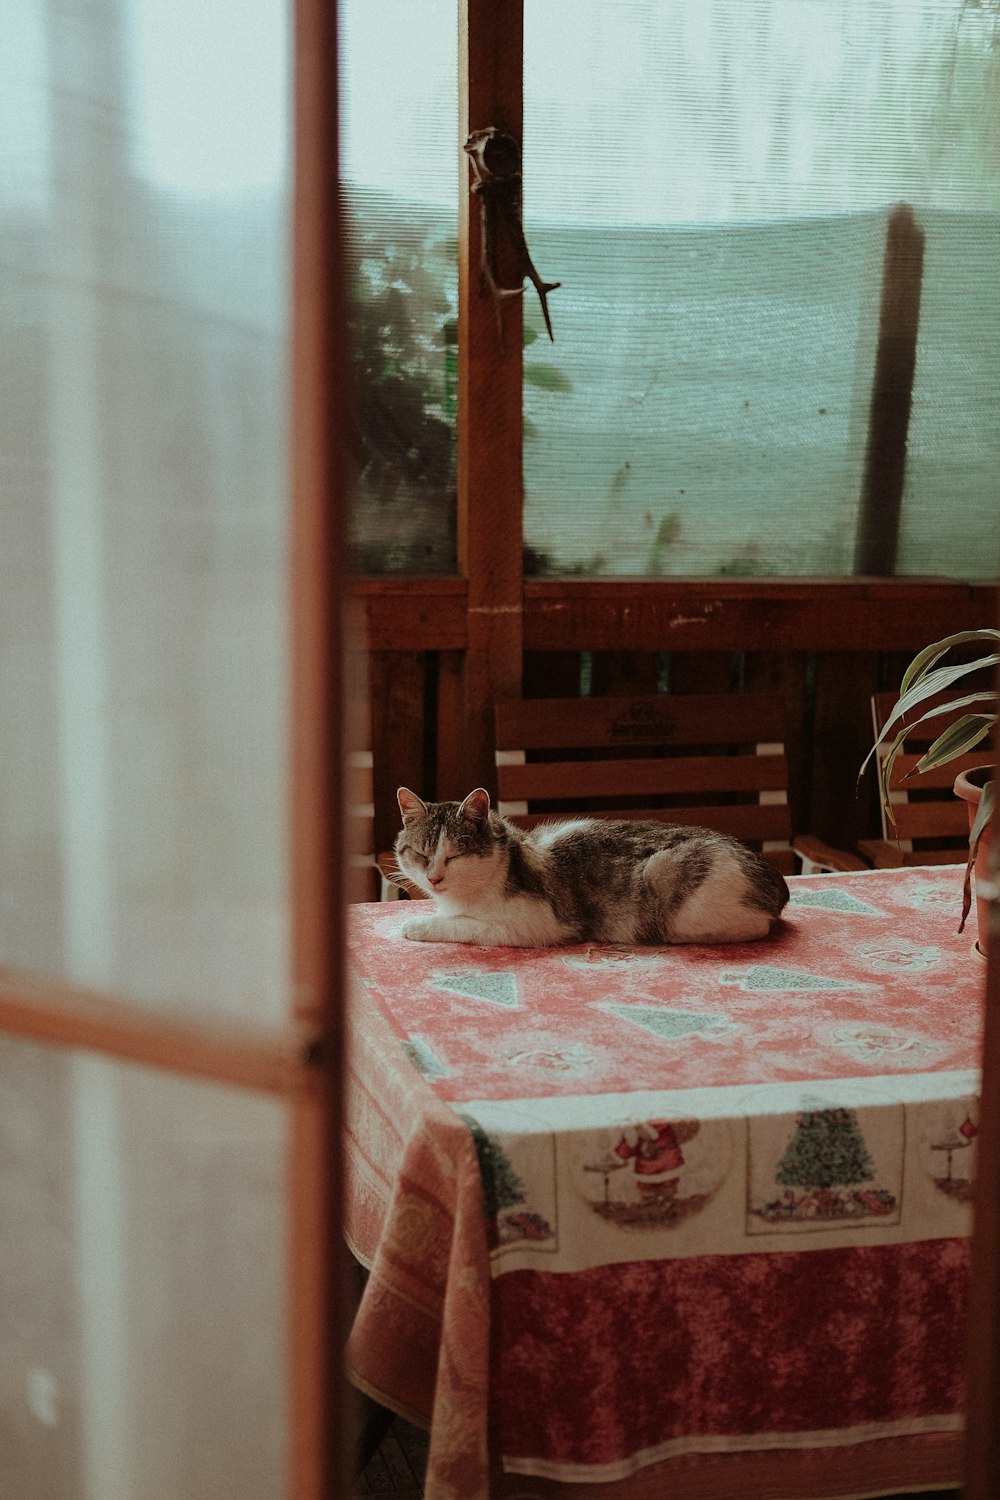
(2, 4, 292, 1496)
(3, 0, 291, 1015)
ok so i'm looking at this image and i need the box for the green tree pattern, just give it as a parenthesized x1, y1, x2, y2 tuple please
(776, 1108, 875, 1191)
(460, 1115, 526, 1219)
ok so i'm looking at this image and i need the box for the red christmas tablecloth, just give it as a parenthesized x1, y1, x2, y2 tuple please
(345, 867, 982, 1500)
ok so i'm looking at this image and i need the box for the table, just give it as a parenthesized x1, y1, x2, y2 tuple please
(344, 867, 983, 1500)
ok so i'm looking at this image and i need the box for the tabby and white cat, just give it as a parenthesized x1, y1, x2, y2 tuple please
(392, 787, 788, 947)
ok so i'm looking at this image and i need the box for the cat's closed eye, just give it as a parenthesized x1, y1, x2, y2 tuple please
(406, 849, 429, 866)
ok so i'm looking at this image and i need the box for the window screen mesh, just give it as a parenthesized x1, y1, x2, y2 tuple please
(522, 0, 1000, 579)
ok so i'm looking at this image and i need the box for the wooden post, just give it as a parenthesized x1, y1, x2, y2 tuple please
(809, 651, 881, 850)
(963, 704, 1000, 1498)
(457, 0, 525, 794)
(853, 202, 925, 576)
(289, 0, 352, 1493)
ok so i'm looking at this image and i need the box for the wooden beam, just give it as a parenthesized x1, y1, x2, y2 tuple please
(458, 0, 525, 792)
(354, 578, 468, 650)
(854, 202, 925, 576)
(356, 578, 996, 656)
(0, 967, 322, 1096)
(289, 0, 352, 1492)
(522, 579, 996, 653)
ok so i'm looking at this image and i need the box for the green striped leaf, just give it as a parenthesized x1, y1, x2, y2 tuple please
(915, 714, 994, 773)
(899, 629, 1000, 696)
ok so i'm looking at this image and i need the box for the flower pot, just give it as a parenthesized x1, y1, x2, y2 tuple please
(954, 765, 993, 958)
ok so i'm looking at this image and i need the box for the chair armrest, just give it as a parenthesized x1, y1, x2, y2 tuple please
(856, 839, 906, 869)
(791, 835, 868, 875)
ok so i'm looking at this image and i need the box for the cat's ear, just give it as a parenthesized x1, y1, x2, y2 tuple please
(458, 787, 491, 825)
(397, 787, 426, 823)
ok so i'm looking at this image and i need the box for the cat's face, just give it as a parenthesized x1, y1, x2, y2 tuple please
(394, 787, 501, 903)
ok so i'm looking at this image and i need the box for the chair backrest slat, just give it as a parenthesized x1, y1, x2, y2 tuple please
(498, 751, 789, 803)
(503, 803, 792, 841)
(495, 693, 793, 869)
(496, 693, 786, 752)
(888, 800, 970, 842)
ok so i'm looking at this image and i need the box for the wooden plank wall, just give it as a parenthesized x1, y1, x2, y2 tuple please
(359, 580, 996, 862)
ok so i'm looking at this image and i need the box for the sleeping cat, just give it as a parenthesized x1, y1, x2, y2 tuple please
(392, 786, 789, 947)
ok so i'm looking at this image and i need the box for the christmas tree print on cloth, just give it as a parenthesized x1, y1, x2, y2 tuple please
(719, 965, 872, 993)
(401, 1034, 450, 1081)
(459, 1114, 554, 1247)
(752, 1107, 898, 1227)
(429, 969, 519, 1008)
(788, 888, 885, 916)
(600, 1003, 735, 1041)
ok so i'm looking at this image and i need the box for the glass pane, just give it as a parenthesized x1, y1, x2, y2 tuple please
(0, 1035, 287, 1500)
(1, 0, 292, 1019)
(523, 0, 1000, 579)
(340, 0, 458, 575)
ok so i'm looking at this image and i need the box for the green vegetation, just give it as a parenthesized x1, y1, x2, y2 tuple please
(346, 210, 457, 573)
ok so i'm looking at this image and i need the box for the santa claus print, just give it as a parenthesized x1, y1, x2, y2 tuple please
(614, 1120, 687, 1200)
(575, 1116, 726, 1230)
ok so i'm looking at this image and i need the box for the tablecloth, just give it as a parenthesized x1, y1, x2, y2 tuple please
(345, 867, 983, 1500)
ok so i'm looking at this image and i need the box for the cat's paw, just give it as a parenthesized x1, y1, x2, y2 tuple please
(400, 917, 440, 942)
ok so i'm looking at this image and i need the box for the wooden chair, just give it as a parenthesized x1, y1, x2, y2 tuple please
(347, 735, 417, 901)
(858, 690, 987, 868)
(495, 693, 862, 877)
(346, 745, 381, 901)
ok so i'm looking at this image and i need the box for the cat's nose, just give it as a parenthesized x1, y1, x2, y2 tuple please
(429, 873, 444, 887)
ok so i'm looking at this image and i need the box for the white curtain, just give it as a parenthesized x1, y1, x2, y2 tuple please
(2, 0, 291, 1020)
(1, 6, 292, 1498)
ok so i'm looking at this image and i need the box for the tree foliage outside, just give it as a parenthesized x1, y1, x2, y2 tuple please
(346, 197, 573, 576)
(346, 202, 458, 574)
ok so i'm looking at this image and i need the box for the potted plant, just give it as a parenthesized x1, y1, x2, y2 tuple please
(861, 628, 999, 945)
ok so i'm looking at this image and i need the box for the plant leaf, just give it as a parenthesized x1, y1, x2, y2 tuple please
(876, 722, 914, 826)
(915, 714, 994, 773)
(899, 629, 1000, 696)
(969, 776, 994, 852)
(960, 858, 974, 933)
(959, 779, 995, 934)
(872, 659, 1000, 754)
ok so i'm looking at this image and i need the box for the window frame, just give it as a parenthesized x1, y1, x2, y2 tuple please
(0, 1, 353, 1494)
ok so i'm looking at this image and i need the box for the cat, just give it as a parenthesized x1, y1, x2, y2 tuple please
(391, 786, 789, 948)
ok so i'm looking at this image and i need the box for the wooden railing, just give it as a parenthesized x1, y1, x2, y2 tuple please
(356, 575, 996, 861)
